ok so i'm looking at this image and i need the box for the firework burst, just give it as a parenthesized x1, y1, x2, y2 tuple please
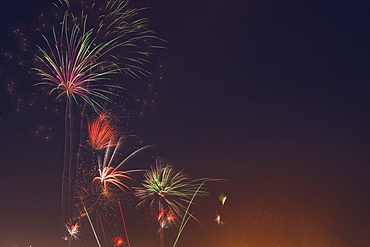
(135, 158, 208, 221)
(218, 193, 227, 206)
(87, 112, 120, 150)
(135, 157, 208, 247)
(32, 0, 163, 236)
(34, 13, 122, 111)
(93, 166, 132, 194)
(214, 213, 225, 225)
(111, 236, 125, 247)
(65, 220, 80, 241)
(92, 136, 152, 194)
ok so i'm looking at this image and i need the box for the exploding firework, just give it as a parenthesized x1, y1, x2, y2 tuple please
(218, 193, 227, 206)
(157, 209, 176, 229)
(93, 166, 132, 194)
(34, 0, 162, 110)
(92, 136, 152, 194)
(65, 220, 80, 241)
(34, 12, 122, 110)
(75, 136, 153, 247)
(135, 158, 208, 221)
(87, 112, 120, 150)
(111, 236, 125, 247)
(135, 157, 209, 247)
(32, 0, 163, 238)
(215, 213, 225, 225)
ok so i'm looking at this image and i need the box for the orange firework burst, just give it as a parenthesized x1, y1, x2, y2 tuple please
(88, 112, 120, 150)
(111, 236, 125, 247)
(93, 167, 132, 194)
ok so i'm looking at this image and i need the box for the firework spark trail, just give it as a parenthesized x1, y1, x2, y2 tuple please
(83, 203, 102, 247)
(100, 136, 153, 171)
(172, 179, 209, 247)
(118, 199, 131, 247)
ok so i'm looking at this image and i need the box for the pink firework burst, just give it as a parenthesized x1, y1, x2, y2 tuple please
(34, 13, 121, 110)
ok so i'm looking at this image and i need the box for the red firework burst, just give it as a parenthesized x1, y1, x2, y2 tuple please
(111, 236, 125, 247)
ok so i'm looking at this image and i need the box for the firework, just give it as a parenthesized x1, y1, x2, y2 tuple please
(65, 220, 80, 241)
(93, 166, 132, 194)
(87, 112, 120, 150)
(75, 136, 152, 246)
(135, 158, 208, 220)
(214, 213, 225, 225)
(172, 179, 210, 247)
(33, 0, 163, 236)
(83, 203, 102, 247)
(157, 209, 176, 229)
(93, 136, 152, 194)
(135, 157, 208, 247)
(35, 0, 163, 110)
(34, 13, 122, 111)
(218, 193, 227, 206)
(111, 236, 125, 247)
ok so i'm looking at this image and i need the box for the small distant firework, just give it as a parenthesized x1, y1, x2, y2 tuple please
(214, 213, 225, 225)
(218, 193, 227, 206)
(65, 220, 80, 241)
(111, 236, 125, 247)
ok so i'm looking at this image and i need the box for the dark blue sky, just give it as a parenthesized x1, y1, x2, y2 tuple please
(1, 0, 370, 246)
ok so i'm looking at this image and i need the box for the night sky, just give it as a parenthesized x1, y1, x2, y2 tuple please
(1, 0, 370, 246)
